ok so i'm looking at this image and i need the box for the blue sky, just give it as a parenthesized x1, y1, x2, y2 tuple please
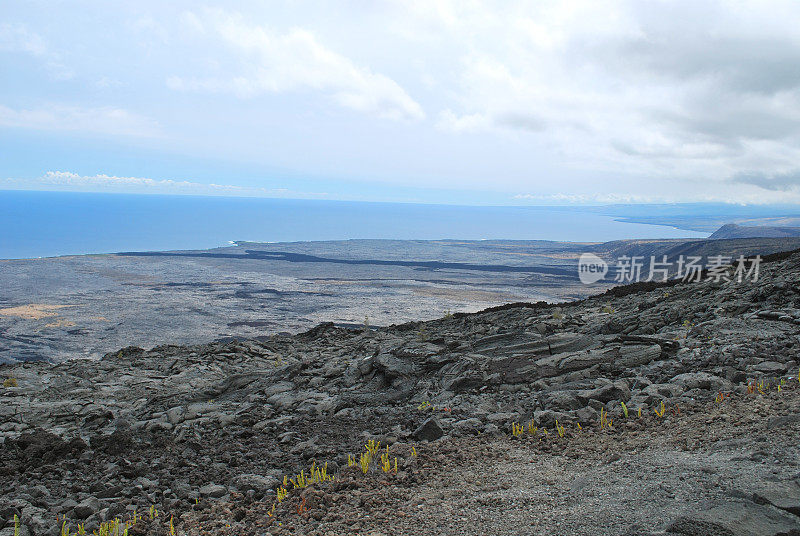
(2, 1, 800, 205)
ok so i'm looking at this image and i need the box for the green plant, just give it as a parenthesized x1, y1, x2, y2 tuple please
(276, 485, 288, 502)
(359, 452, 370, 474)
(526, 420, 537, 435)
(365, 439, 381, 458)
(417, 326, 427, 341)
(654, 400, 666, 418)
(555, 419, 565, 438)
(289, 470, 309, 489)
(417, 401, 432, 411)
(380, 446, 397, 473)
(599, 408, 612, 430)
(511, 422, 524, 437)
(3, 377, 17, 388)
(602, 305, 614, 314)
(620, 401, 629, 418)
(14, 514, 20, 536)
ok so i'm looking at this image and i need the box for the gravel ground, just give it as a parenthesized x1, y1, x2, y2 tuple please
(173, 384, 800, 536)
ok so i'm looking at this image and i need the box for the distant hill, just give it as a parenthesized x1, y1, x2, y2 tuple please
(709, 223, 800, 239)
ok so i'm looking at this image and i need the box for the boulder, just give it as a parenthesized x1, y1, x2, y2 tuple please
(545, 391, 583, 411)
(413, 417, 444, 441)
(667, 500, 800, 536)
(751, 361, 788, 374)
(533, 409, 570, 428)
(751, 481, 800, 516)
(199, 484, 227, 498)
(72, 497, 100, 519)
(670, 372, 731, 392)
(583, 380, 630, 403)
(616, 344, 662, 368)
(231, 474, 279, 499)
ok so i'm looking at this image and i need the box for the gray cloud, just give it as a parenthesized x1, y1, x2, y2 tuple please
(731, 170, 800, 191)
(494, 112, 547, 132)
(610, 37, 800, 95)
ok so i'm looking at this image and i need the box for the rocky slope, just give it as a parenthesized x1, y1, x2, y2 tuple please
(1, 249, 799, 535)
(709, 223, 800, 239)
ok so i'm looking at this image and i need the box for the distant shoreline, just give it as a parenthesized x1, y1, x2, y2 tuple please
(0, 190, 712, 260)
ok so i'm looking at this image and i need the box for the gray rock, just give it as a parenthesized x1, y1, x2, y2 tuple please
(667, 500, 800, 536)
(452, 418, 483, 434)
(534, 409, 569, 428)
(199, 484, 227, 498)
(751, 361, 788, 374)
(413, 417, 444, 441)
(373, 353, 416, 380)
(231, 474, 279, 498)
(72, 497, 100, 519)
(575, 406, 598, 424)
(752, 481, 800, 516)
(545, 391, 583, 411)
(767, 414, 800, 429)
(486, 412, 519, 424)
(584, 380, 630, 403)
(166, 406, 185, 425)
(643, 383, 685, 399)
(670, 372, 731, 392)
(617, 344, 662, 368)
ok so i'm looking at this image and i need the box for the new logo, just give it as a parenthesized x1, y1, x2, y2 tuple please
(578, 253, 608, 284)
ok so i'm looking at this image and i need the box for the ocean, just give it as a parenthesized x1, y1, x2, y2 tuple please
(0, 190, 707, 259)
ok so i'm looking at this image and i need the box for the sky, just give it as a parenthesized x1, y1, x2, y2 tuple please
(2, 0, 800, 205)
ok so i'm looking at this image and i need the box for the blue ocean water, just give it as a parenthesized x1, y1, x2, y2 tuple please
(0, 190, 707, 259)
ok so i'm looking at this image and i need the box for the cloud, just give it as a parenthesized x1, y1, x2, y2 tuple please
(0, 22, 73, 79)
(514, 192, 665, 204)
(513, 189, 800, 205)
(730, 170, 800, 191)
(5, 2, 800, 204)
(427, 1, 800, 184)
(0, 22, 46, 55)
(167, 10, 424, 121)
(12, 171, 330, 199)
(0, 104, 159, 137)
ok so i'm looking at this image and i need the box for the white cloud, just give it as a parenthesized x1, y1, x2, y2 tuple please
(10, 171, 330, 199)
(167, 10, 424, 121)
(513, 188, 800, 205)
(5, 2, 800, 204)
(0, 22, 46, 55)
(0, 22, 73, 79)
(422, 0, 800, 186)
(0, 104, 159, 137)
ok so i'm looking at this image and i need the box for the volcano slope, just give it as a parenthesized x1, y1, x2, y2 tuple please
(1, 250, 800, 535)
